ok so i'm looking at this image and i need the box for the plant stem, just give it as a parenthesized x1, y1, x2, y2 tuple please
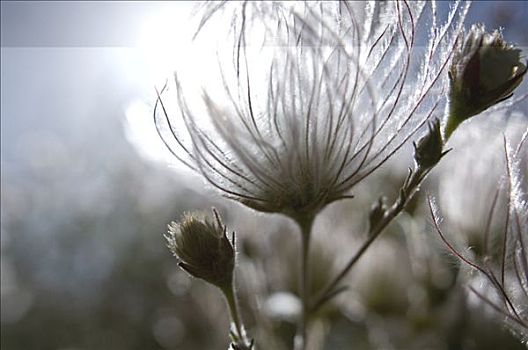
(311, 166, 427, 313)
(222, 282, 247, 347)
(294, 213, 315, 350)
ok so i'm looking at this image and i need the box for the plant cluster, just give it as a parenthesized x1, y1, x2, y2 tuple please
(155, 2, 526, 349)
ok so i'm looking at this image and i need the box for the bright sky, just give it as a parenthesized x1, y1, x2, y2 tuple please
(1, 2, 202, 170)
(1, 1, 527, 171)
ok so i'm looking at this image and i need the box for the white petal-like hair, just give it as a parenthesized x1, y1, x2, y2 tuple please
(155, 1, 469, 217)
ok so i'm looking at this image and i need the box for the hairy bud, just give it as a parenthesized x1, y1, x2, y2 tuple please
(165, 209, 235, 289)
(445, 24, 526, 139)
(413, 119, 447, 169)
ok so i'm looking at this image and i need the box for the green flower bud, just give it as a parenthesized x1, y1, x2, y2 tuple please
(165, 209, 235, 289)
(413, 119, 447, 169)
(445, 24, 527, 139)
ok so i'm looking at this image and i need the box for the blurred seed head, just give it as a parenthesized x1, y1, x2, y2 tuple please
(263, 292, 302, 323)
(432, 130, 528, 343)
(165, 209, 235, 289)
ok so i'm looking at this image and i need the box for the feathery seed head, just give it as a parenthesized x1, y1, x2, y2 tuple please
(156, 1, 471, 218)
(165, 209, 235, 289)
(445, 24, 527, 139)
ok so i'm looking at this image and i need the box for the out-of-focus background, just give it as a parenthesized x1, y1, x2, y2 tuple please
(1, 2, 527, 349)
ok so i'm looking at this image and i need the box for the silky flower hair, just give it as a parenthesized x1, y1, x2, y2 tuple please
(155, 1, 469, 217)
(429, 131, 528, 343)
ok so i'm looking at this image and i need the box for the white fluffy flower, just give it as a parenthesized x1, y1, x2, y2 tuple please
(156, 1, 469, 217)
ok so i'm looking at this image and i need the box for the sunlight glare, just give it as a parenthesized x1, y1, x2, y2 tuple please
(124, 3, 274, 170)
(124, 100, 175, 164)
(125, 4, 197, 170)
(136, 4, 194, 85)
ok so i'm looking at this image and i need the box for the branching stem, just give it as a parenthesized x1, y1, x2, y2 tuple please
(311, 165, 429, 313)
(222, 282, 252, 349)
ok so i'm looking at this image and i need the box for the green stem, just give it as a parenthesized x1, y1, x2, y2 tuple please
(294, 213, 315, 350)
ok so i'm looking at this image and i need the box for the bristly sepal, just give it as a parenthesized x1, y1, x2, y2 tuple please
(165, 208, 235, 290)
(445, 24, 526, 139)
(414, 119, 448, 170)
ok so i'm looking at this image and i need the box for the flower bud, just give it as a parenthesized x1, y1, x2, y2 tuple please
(369, 196, 388, 233)
(165, 209, 235, 289)
(413, 119, 446, 169)
(445, 24, 527, 139)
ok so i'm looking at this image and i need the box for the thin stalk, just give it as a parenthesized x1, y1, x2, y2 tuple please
(311, 166, 427, 313)
(222, 282, 249, 348)
(294, 213, 315, 350)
